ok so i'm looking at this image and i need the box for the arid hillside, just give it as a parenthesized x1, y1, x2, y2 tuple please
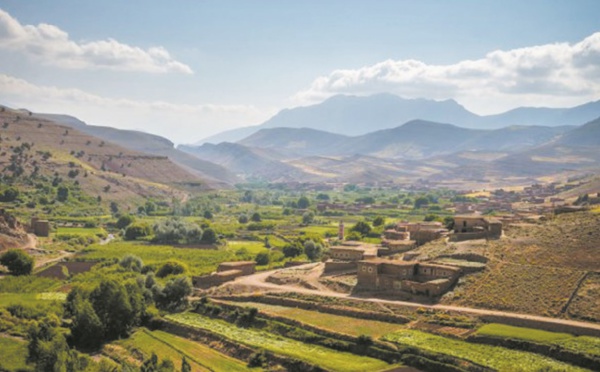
(413, 211, 600, 322)
(0, 107, 208, 208)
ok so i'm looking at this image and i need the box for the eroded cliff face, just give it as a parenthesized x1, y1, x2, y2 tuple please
(0, 209, 28, 251)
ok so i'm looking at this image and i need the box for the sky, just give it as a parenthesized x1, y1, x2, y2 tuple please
(0, 0, 599, 144)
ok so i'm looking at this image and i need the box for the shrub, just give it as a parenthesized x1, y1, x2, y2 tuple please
(156, 261, 187, 278)
(255, 251, 270, 265)
(0, 249, 33, 276)
(304, 240, 323, 261)
(283, 243, 303, 258)
(119, 255, 143, 272)
(153, 218, 202, 244)
(124, 223, 151, 240)
(116, 214, 135, 229)
(154, 276, 192, 312)
(251, 212, 262, 222)
(350, 221, 371, 236)
(238, 214, 249, 224)
(200, 227, 218, 244)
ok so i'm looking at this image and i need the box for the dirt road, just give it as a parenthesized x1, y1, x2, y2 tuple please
(231, 264, 600, 336)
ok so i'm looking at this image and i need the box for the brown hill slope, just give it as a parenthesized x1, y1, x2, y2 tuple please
(0, 107, 208, 207)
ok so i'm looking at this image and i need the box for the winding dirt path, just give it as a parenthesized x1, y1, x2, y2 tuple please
(230, 263, 600, 335)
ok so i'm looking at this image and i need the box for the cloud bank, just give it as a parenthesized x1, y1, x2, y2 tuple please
(293, 32, 600, 113)
(0, 9, 192, 74)
(0, 74, 270, 143)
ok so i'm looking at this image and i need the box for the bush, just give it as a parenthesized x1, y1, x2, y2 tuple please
(124, 223, 152, 240)
(283, 243, 303, 258)
(200, 227, 218, 244)
(302, 211, 314, 225)
(238, 214, 249, 224)
(255, 251, 270, 265)
(250, 212, 261, 222)
(154, 276, 192, 312)
(153, 218, 202, 244)
(116, 215, 135, 229)
(350, 221, 371, 236)
(156, 261, 187, 278)
(304, 240, 323, 261)
(0, 249, 33, 276)
(119, 255, 143, 272)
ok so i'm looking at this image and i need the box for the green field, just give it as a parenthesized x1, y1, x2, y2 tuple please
(167, 312, 395, 372)
(226, 240, 269, 255)
(0, 336, 32, 371)
(0, 275, 61, 293)
(383, 330, 587, 372)
(55, 226, 107, 237)
(476, 323, 573, 343)
(476, 323, 600, 358)
(226, 301, 403, 338)
(82, 241, 235, 276)
(115, 329, 251, 372)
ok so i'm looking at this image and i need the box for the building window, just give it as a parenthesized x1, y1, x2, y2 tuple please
(361, 266, 367, 272)
(368, 267, 374, 273)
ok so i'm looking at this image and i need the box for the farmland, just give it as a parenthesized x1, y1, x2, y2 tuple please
(476, 323, 572, 343)
(0, 336, 31, 372)
(113, 329, 251, 372)
(383, 329, 588, 372)
(166, 312, 396, 372)
(221, 300, 404, 338)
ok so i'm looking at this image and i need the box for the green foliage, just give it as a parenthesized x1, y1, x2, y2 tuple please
(0, 249, 34, 276)
(372, 216, 385, 226)
(413, 196, 429, 209)
(119, 255, 144, 272)
(423, 213, 440, 222)
(167, 312, 390, 372)
(476, 323, 572, 343)
(350, 221, 371, 236)
(303, 240, 323, 261)
(250, 212, 261, 222)
(383, 330, 585, 372)
(70, 296, 104, 349)
(255, 251, 270, 265)
(125, 222, 152, 240)
(153, 218, 202, 244)
(302, 211, 314, 225)
(443, 216, 454, 230)
(56, 185, 69, 202)
(154, 276, 192, 312)
(0, 276, 59, 293)
(116, 214, 135, 229)
(181, 357, 191, 372)
(247, 351, 267, 368)
(297, 196, 310, 209)
(156, 261, 187, 278)
(0, 187, 19, 202)
(282, 243, 303, 258)
(200, 227, 218, 244)
(238, 214, 248, 223)
(86, 279, 146, 341)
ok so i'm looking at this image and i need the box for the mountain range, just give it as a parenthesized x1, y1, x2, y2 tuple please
(196, 93, 600, 144)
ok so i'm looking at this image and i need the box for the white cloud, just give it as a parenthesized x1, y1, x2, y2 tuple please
(293, 32, 600, 114)
(0, 9, 193, 74)
(0, 74, 272, 143)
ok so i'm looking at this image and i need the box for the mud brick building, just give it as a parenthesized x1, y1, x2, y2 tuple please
(451, 215, 502, 242)
(357, 259, 461, 297)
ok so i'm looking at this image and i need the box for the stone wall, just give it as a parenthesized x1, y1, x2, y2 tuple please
(449, 231, 488, 242)
(324, 261, 357, 273)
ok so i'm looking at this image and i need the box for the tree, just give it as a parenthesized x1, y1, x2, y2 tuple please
(443, 216, 455, 230)
(350, 221, 371, 236)
(302, 211, 314, 225)
(125, 223, 152, 240)
(89, 280, 143, 340)
(304, 240, 323, 261)
(255, 251, 270, 265)
(423, 214, 440, 222)
(110, 201, 119, 214)
(316, 193, 330, 201)
(181, 357, 192, 372)
(56, 186, 69, 202)
(200, 227, 218, 244)
(0, 187, 19, 202)
(119, 255, 143, 272)
(116, 214, 135, 229)
(372, 216, 385, 227)
(238, 214, 249, 224)
(250, 212, 261, 222)
(297, 196, 310, 209)
(203, 210, 213, 219)
(0, 249, 33, 275)
(70, 298, 103, 349)
(156, 261, 187, 278)
(414, 196, 429, 209)
(154, 276, 192, 312)
(282, 243, 303, 258)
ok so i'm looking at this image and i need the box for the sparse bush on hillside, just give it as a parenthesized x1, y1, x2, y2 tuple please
(116, 214, 135, 229)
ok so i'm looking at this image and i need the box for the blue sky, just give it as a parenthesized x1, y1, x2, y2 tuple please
(0, 0, 599, 143)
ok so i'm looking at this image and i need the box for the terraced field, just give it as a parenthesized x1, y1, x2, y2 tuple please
(82, 241, 235, 276)
(0, 336, 31, 372)
(114, 329, 251, 372)
(383, 330, 588, 372)
(224, 301, 403, 338)
(166, 312, 396, 372)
